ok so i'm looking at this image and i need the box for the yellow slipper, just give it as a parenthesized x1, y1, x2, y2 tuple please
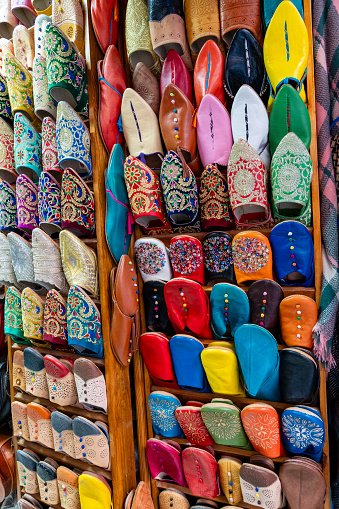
(79, 472, 112, 509)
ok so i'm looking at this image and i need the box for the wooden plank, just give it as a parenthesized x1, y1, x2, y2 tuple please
(20, 490, 63, 509)
(11, 343, 105, 368)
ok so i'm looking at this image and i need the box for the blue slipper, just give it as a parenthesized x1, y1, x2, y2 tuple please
(51, 411, 75, 458)
(148, 391, 183, 438)
(210, 283, 250, 339)
(169, 334, 210, 392)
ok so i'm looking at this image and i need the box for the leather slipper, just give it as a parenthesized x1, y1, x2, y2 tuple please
(13, 349, 26, 392)
(27, 402, 54, 449)
(241, 403, 284, 458)
(170, 335, 210, 392)
(146, 438, 186, 486)
(57, 466, 80, 509)
(24, 347, 49, 399)
(43, 355, 77, 406)
(72, 416, 110, 469)
(78, 471, 112, 509)
(37, 461, 60, 506)
(74, 358, 107, 413)
(51, 411, 75, 458)
(12, 401, 30, 441)
(16, 449, 39, 494)
(218, 456, 242, 506)
(148, 391, 182, 438)
(175, 405, 215, 446)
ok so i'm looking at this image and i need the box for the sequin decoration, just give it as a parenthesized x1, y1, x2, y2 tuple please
(4, 53, 35, 122)
(169, 238, 203, 275)
(135, 242, 166, 275)
(232, 237, 269, 273)
(0, 179, 17, 231)
(61, 167, 95, 237)
(38, 171, 61, 230)
(5, 286, 24, 338)
(203, 236, 233, 273)
(0, 73, 13, 124)
(43, 289, 68, 346)
(21, 287, 44, 339)
(16, 174, 39, 232)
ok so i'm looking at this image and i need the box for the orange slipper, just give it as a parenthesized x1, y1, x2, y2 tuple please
(27, 402, 54, 449)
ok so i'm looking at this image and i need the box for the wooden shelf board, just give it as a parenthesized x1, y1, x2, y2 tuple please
(14, 391, 108, 423)
(20, 490, 63, 509)
(11, 343, 105, 368)
(16, 438, 112, 480)
(202, 286, 316, 299)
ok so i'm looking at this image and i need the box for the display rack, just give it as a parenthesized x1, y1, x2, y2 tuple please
(7, 0, 138, 508)
(130, 1, 331, 509)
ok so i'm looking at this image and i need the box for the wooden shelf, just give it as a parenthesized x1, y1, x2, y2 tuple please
(12, 343, 105, 368)
(202, 285, 316, 299)
(16, 438, 112, 479)
(14, 391, 108, 423)
(20, 490, 63, 509)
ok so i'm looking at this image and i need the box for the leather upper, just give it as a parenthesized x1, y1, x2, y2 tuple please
(91, 0, 118, 53)
(169, 236, 204, 284)
(210, 283, 250, 339)
(160, 50, 193, 103)
(143, 280, 174, 336)
(170, 335, 210, 392)
(146, 438, 186, 486)
(232, 231, 273, 285)
(182, 447, 219, 499)
(202, 232, 235, 285)
(280, 347, 319, 405)
(194, 40, 225, 107)
(220, 0, 263, 46)
(139, 332, 180, 389)
(133, 62, 160, 116)
(279, 295, 318, 348)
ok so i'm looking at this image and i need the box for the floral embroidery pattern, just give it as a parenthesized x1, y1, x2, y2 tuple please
(0, 73, 13, 124)
(16, 174, 39, 231)
(201, 409, 247, 444)
(282, 412, 324, 450)
(199, 164, 233, 228)
(14, 112, 42, 178)
(38, 171, 61, 228)
(148, 394, 181, 435)
(61, 167, 95, 236)
(42, 117, 60, 174)
(203, 235, 233, 274)
(0, 118, 15, 173)
(43, 289, 68, 345)
(33, 56, 57, 118)
(232, 237, 269, 273)
(169, 238, 203, 275)
(5, 287, 24, 336)
(21, 287, 44, 339)
(56, 101, 92, 179)
(45, 23, 88, 119)
(4, 53, 35, 121)
(67, 285, 103, 354)
(175, 409, 212, 445)
(52, 0, 85, 56)
(135, 242, 166, 275)
(0, 180, 17, 231)
(8, 233, 35, 283)
(242, 412, 280, 451)
(160, 151, 200, 233)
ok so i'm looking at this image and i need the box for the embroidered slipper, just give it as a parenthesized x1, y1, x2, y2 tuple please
(0, 40, 14, 77)
(224, 29, 267, 101)
(194, 40, 225, 107)
(0, 235, 19, 288)
(184, 0, 220, 55)
(13, 25, 35, 71)
(160, 151, 201, 233)
(182, 446, 219, 498)
(0, 118, 16, 183)
(13, 350, 27, 390)
(164, 278, 213, 340)
(43, 354, 77, 406)
(60, 230, 99, 298)
(220, 0, 262, 46)
(41, 117, 61, 178)
(37, 461, 60, 506)
(61, 167, 95, 237)
(200, 343, 245, 396)
(170, 335, 210, 392)
(202, 233, 235, 285)
(56, 101, 92, 179)
(125, 0, 161, 78)
(0, 0, 17, 38)
(133, 61, 160, 117)
(7, 233, 42, 291)
(27, 402, 54, 448)
(4, 54, 35, 122)
(72, 416, 110, 469)
(24, 347, 49, 397)
(5, 287, 27, 343)
(239, 463, 283, 508)
(201, 402, 250, 449)
(175, 405, 215, 446)
(241, 403, 284, 458)
(197, 96, 232, 169)
(139, 332, 180, 389)
(234, 324, 280, 401)
(263, 0, 308, 108)
(16, 450, 39, 494)
(160, 50, 192, 103)
(42, 289, 69, 350)
(148, 0, 193, 71)
(228, 140, 274, 228)
(210, 283, 250, 339)
(159, 489, 189, 509)
(67, 285, 103, 358)
(270, 132, 313, 226)
(78, 472, 112, 509)
(270, 221, 314, 286)
(51, 411, 75, 458)
(38, 171, 61, 236)
(146, 438, 186, 486)
(231, 85, 270, 170)
(279, 295, 318, 348)
(11, 0, 36, 28)
(74, 358, 107, 413)
(21, 287, 48, 346)
(57, 466, 80, 509)
(247, 279, 284, 334)
(124, 156, 172, 234)
(134, 238, 172, 283)
(97, 45, 126, 153)
(105, 144, 134, 264)
(218, 456, 242, 506)
(16, 175, 39, 235)
(121, 88, 163, 171)
(12, 401, 30, 440)
(0, 73, 14, 127)
(14, 112, 42, 181)
(232, 231, 273, 285)
(143, 280, 175, 336)
(169, 235, 204, 284)
(148, 391, 182, 438)
(34, 14, 52, 57)
(0, 180, 18, 232)
(51, 0, 84, 57)
(33, 55, 57, 120)
(269, 84, 311, 156)
(159, 84, 200, 177)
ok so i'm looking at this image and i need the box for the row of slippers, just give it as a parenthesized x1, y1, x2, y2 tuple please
(0, 228, 99, 297)
(141, 327, 319, 403)
(17, 452, 112, 509)
(12, 348, 107, 411)
(148, 394, 322, 452)
(140, 278, 318, 346)
(6, 285, 103, 356)
(134, 224, 315, 288)
(13, 402, 110, 468)
(0, 165, 95, 237)
(146, 430, 324, 498)
(154, 454, 327, 509)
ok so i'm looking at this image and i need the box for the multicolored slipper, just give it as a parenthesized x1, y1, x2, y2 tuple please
(38, 171, 62, 236)
(27, 402, 54, 448)
(16, 174, 39, 234)
(5, 287, 28, 342)
(72, 416, 110, 469)
(0, 73, 14, 126)
(41, 117, 61, 178)
(43, 289, 69, 349)
(74, 358, 107, 413)
(12, 401, 30, 440)
(57, 466, 80, 509)
(61, 167, 95, 237)
(14, 112, 42, 181)
(4, 53, 35, 122)
(0, 180, 17, 232)
(51, 411, 76, 458)
(37, 461, 60, 506)
(13, 349, 27, 390)
(16, 450, 39, 494)
(24, 347, 49, 398)
(0, 118, 16, 183)
(44, 354, 78, 406)
(33, 55, 57, 120)
(21, 287, 48, 346)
